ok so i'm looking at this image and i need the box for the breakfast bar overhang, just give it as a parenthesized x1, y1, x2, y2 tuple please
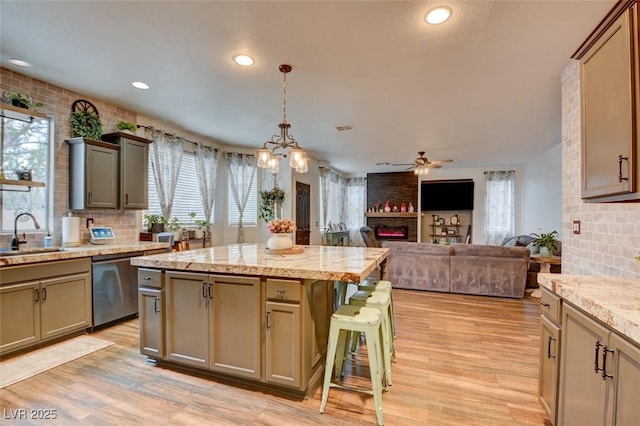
(131, 244, 389, 396)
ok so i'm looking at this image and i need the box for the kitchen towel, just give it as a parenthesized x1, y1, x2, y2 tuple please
(61, 216, 80, 247)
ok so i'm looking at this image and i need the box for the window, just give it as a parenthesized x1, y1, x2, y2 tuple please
(319, 168, 345, 229)
(484, 170, 515, 245)
(227, 167, 257, 227)
(1, 113, 52, 233)
(146, 150, 207, 225)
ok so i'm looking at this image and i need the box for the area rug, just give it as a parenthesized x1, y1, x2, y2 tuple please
(0, 335, 113, 388)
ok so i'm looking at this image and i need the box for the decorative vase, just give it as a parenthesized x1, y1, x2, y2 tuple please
(539, 246, 551, 257)
(267, 233, 293, 250)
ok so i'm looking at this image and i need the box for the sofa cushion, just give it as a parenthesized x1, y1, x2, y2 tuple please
(450, 244, 529, 298)
(381, 241, 451, 292)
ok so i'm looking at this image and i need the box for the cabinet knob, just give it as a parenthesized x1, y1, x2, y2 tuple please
(540, 301, 550, 307)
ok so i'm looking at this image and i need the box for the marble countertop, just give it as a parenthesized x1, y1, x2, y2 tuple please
(0, 241, 170, 267)
(538, 273, 640, 346)
(131, 243, 390, 282)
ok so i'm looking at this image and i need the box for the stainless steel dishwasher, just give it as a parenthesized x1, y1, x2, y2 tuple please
(91, 251, 145, 327)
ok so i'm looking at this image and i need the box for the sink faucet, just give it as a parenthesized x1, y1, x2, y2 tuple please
(10, 212, 41, 250)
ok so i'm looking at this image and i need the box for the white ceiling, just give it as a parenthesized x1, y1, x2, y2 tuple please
(0, 0, 614, 175)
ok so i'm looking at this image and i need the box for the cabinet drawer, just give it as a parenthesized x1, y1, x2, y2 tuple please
(266, 279, 301, 302)
(541, 287, 562, 324)
(138, 268, 163, 289)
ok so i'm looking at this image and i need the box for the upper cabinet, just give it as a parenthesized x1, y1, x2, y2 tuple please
(67, 132, 151, 210)
(574, 1, 640, 201)
(101, 132, 151, 210)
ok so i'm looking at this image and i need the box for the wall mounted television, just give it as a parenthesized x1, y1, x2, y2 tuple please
(421, 179, 474, 211)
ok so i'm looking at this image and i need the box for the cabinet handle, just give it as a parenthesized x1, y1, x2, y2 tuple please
(266, 310, 271, 329)
(618, 155, 629, 183)
(540, 301, 550, 308)
(594, 340, 603, 374)
(143, 276, 151, 280)
(34, 288, 39, 302)
(601, 345, 614, 380)
(202, 281, 207, 301)
(276, 288, 285, 298)
(154, 297, 159, 314)
(547, 336, 556, 359)
(42, 287, 47, 301)
(208, 284, 213, 300)
(125, 193, 129, 205)
(88, 192, 93, 205)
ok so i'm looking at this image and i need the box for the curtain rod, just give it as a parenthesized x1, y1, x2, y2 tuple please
(137, 124, 204, 148)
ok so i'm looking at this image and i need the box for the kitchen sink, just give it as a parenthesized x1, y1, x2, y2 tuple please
(0, 247, 66, 257)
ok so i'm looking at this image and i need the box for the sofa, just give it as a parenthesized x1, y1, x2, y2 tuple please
(381, 241, 530, 298)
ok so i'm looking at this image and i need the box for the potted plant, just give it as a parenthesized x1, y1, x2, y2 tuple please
(259, 186, 285, 222)
(71, 110, 103, 140)
(163, 216, 182, 241)
(530, 230, 560, 257)
(187, 212, 197, 239)
(195, 218, 211, 239)
(116, 120, 137, 134)
(143, 213, 164, 233)
(2, 91, 43, 109)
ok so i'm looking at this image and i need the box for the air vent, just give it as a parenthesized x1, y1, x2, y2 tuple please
(336, 125, 354, 132)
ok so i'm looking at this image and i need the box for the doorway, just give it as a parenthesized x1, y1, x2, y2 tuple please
(295, 182, 310, 245)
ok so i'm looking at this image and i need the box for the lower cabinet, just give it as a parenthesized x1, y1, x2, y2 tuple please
(145, 270, 333, 393)
(164, 271, 261, 377)
(540, 315, 561, 423)
(0, 258, 92, 355)
(558, 303, 640, 426)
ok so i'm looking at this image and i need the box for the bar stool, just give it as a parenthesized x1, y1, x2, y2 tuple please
(359, 280, 396, 338)
(348, 290, 394, 386)
(320, 305, 385, 426)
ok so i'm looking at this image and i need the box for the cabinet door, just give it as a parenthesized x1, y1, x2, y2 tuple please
(0, 281, 40, 354)
(139, 287, 164, 358)
(120, 138, 148, 209)
(209, 275, 261, 379)
(540, 315, 561, 425)
(165, 271, 210, 368)
(608, 333, 640, 425)
(39, 273, 91, 340)
(581, 9, 635, 199)
(558, 304, 612, 426)
(266, 301, 301, 388)
(86, 144, 118, 208)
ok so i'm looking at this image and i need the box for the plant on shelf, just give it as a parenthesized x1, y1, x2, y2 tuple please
(162, 216, 181, 232)
(71, 110, 103, 140)
(259, 186, 285, 222)
(116, 120, 137, 133)
(195, 218, 211, 230)
(143, 213, 164, 233)
(2, 91, 43, 109)
(530, 230, 560, 257)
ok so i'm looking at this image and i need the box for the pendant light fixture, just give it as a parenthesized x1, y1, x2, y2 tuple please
(256, 64, 308, 174)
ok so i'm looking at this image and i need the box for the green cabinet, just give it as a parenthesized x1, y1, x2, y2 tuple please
(67, 138, 119, 210)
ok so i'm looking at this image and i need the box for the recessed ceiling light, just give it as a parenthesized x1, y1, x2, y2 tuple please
(132, 81, 150, 90)
(233, 54, 255, 66)
(425, 6, 452, 25)
(8, 58, 31, 67)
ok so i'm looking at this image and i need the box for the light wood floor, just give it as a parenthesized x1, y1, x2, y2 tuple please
(0, 290, 550, 425)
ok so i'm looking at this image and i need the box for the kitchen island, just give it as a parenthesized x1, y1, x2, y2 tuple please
(130, 243, 389, 396)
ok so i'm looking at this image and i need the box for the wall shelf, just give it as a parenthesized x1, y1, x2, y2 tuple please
(365, 212, 418, 218)
(0, 103, 47, 123)
(0, 178, 46, 192)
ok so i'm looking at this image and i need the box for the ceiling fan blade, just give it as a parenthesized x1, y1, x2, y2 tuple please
(404, 166, 415, 171)
(389, 163, 414, 167)
(427, 163, 443, 168)
(430, 159, 453, 164)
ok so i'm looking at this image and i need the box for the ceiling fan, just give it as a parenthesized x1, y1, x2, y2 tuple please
(376, 151, 453, 175)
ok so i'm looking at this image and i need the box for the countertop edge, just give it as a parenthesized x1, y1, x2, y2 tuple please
(538, 273, 640, 346)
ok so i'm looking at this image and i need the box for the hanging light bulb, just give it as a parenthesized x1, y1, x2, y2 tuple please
(267, 156, 280, 175)
(256, 64, 308, 174)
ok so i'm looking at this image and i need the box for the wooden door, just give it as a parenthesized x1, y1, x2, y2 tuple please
(265, 300, 301, 388)
(539, 315, 561, 425)
(608, 332, 640, 425)
(139, 287, 164, 358)
(165, 271, 210, 368)
(295, 181, 311, 245)
(86, 144, 118, 208)
(39, 273, 91, 340)
(209, 275, 261, 379)
(558, 304, 611, 426)
(0, 281, 41, 354)
(120, 138, 148, 209)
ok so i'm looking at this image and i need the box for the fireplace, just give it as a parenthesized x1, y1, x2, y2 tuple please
(374, 225, 409, 240)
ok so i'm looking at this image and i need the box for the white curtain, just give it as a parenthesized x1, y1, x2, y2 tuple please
(194, 144, 219, 223)
(145, 128, 184, 220)
(484, 170, 515, 245)
(345, 177, 366, 246)
(226, 152, 256, 243)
